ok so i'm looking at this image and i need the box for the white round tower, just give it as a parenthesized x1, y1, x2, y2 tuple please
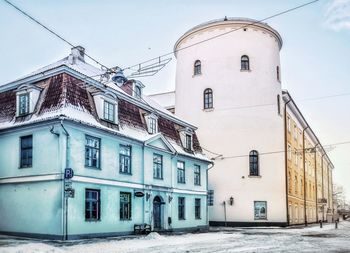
(174, 18, 287, 225)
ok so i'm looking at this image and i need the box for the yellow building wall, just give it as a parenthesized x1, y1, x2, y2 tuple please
(286, 113, 333, 225)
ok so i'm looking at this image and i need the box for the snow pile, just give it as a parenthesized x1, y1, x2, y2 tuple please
(144, 232, 164, 240)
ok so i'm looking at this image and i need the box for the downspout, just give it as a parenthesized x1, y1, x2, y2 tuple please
(60, 119, 70, 240)
(49, 125, 61, 236)
(141, 144, 145, 225)
(302, 126, 310, 226)
(327, 165, 330, 214)
(314, 143, 319, 223)
(207, 162, 214, 228)
(321, 153, 326, 221)
(284, 99, 292, 226)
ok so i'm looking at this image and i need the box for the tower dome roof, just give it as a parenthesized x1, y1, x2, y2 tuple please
(174, 17, 283, 56)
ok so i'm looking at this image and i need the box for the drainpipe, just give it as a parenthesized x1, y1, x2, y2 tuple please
(321, 153, 326, 221)
(207, 162, 214, 228)
(327, 165, 330, 214)
(302, 126, 310, 226)
(314, 143, 319, 223)
(49, 125, 62, 237)
(60, 119, 70, 240)
(142, 144, 145, 225)
(284, 99, 292, 226)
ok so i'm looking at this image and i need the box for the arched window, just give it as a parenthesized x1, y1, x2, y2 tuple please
(249, 150, 259, 176)
(194, 60, 201, 75)
(241, 55, 250, 70)
(135, 85, 142, 98)
(203, 88, 213, 109)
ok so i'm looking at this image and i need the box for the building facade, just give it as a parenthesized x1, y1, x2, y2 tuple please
(150, 18, 334, 226)
(0, 47, 211, 239)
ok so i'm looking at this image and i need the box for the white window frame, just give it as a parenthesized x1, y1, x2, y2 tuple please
(145, 114, 158, 134)
(103, 100, 115, 123)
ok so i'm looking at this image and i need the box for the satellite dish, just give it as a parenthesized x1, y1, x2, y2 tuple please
(111, 67, 127, 86)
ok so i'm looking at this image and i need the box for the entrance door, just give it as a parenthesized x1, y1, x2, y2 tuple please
(153, 196, 162, 230)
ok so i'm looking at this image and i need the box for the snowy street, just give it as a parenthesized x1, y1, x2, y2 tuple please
(1, 222, 350, 253)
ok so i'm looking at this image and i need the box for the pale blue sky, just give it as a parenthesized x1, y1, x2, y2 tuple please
(0, 0, 349, 199)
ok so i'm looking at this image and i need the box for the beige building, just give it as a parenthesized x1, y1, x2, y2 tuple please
(285, 92, 334, 225)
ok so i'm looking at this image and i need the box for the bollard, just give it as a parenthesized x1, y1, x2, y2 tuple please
(335, 220, 338, 229)
(319, 220, 323, 228)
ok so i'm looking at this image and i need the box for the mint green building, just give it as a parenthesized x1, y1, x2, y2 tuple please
(0, 47, 211, 239)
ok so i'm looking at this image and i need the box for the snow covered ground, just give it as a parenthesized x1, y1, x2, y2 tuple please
(1, 222, 350, 253)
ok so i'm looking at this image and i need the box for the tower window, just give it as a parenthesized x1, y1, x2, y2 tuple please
(241, 55, 250, 70)
(194, 60, 201, 75)
(203, 88, 213, 109)
(249, 150, 259, 176)
(277, 94, 281, 115)
(277, 66, 280, 81)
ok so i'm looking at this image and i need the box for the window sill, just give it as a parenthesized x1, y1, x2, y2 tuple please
(120, 219, 132, 222)
(120, 172, 132, 176)
(240, 69, 251, 72)
(195, 218, 201, 220)
(153, 177, 164, 180)
(85, 166, 101, 170)
(248, 175, 261, 178)
(254, 218, 268, 221)
(192, 73, 202, 78)
(203, 108, 214, 112)
(194, 184, 201, 186)
(19, 166, 32, 169)
(85, 219, 101, 222)
(179, 218, 186, 221)
(177, 181, 186, 184)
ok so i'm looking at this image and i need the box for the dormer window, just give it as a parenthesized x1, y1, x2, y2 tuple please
(16, 84, 41, 117)
(185, 134, 192, 150)
(135, 86, 142, 98)
(93, 93, 118, 124)
(103, 100, 115, 122)
(133, 80, 145, 99)
(145, 114, 158, 134)
(18, 93, 30, 116)
(179, 128, 194, 151)
(149, 117, 157, 134)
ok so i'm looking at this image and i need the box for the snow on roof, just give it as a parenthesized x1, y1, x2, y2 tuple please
(0, 48, 209, 162)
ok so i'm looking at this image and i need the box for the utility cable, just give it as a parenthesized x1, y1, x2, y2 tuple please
(122, 0, 320, 71)
(204, 140, 350, 161)
(2, 0, 113, 73)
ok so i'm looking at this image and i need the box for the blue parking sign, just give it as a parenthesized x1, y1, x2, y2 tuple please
(64, 168, 74, 179)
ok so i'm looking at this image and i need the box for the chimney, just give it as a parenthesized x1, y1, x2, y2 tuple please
(69, 46, 85, 63)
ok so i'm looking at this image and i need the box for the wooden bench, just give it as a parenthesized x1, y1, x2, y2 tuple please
(134, 223, 151, 234)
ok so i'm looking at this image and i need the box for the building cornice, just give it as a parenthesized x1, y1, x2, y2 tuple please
(282, 90, 334, 168)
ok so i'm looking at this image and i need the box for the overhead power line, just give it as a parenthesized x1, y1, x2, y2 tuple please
(2, 0, 112, 72)
(204, 140, 350, 161)
(214, 91, 350, 112)
(122, 0, 320, 72)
